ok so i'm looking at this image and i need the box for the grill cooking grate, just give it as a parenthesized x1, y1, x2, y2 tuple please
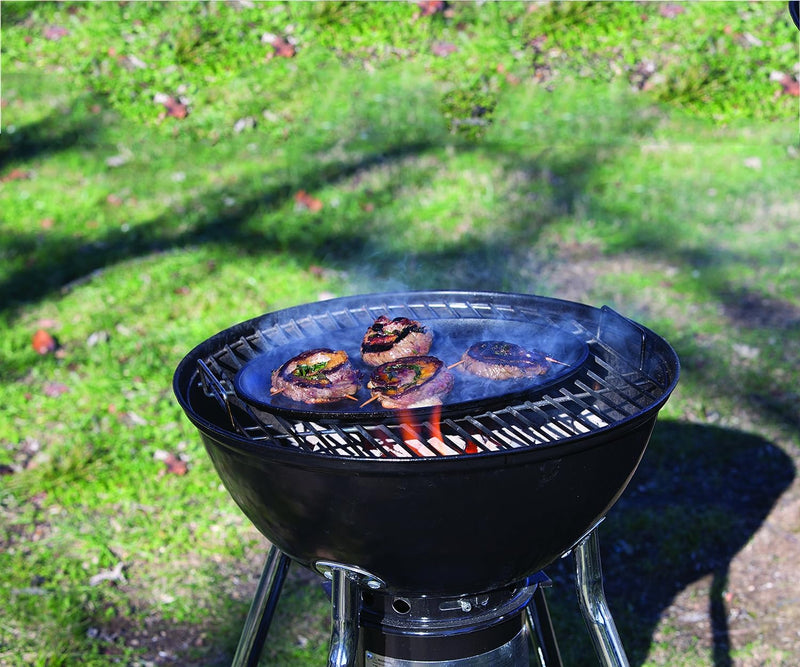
(191, 300, 670, 458)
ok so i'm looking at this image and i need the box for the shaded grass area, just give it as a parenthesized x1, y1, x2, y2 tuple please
(1, 2, 799, 665)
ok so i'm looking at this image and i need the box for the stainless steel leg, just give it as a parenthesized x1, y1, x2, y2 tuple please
(525, 584, 564, 667)
(574, 529, 630, 667)
(327, 567, 361, 667)
(231, 545, 292, 667)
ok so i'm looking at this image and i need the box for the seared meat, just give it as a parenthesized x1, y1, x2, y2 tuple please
(271, 348, 360, 404)
(361, 315, 433, 366)
(460, 341, 550, 380)
(367, 355, 454, 409)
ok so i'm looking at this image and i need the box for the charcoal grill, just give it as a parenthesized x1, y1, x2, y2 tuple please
(173, 290, 679, 666)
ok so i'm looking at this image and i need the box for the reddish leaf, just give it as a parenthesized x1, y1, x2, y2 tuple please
(164, 453, 188, 476)
(417, 1, 445, 16)
(164, 97, 189, 119)
(496, 63, 521, 85)
(1, 168, 31, 183)
(43, 25, 69, 41)
(778, 75, 799, 98)
(40, 218, 54, 230)
(43, 382, 70, 398)
(32, 329, 57, 355)
(659, 4, 685, 18)
(295, 190, 323, 212)
(272, 36, 296, 58)
(432, 41, 457, 57)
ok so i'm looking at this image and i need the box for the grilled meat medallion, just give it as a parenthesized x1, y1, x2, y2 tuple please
(271, 348, 360, 404)
(367, 355, 454, 409)
(460, 341, 551, 380)
(361, 315, 433, 366)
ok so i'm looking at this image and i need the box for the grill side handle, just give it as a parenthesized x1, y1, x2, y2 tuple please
(597, 306, 648, 370)
(597, 306, 678, 391)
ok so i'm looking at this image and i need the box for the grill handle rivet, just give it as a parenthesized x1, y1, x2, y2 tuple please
(314, 561, 386, 591)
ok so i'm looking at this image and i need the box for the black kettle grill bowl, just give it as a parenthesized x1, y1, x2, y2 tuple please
(173, 291, 679, 595)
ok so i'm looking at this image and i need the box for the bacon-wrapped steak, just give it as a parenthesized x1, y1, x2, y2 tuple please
(361, 315, 433, 366)
(460, 341, 550, 380)
(271, 348, 360, 404)
(367, 355, 454, 409)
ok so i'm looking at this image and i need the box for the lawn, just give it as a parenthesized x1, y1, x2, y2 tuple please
(1, 2, 799, 666)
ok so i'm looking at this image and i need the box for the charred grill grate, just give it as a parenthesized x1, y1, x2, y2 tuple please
(190, 298, 670, 458)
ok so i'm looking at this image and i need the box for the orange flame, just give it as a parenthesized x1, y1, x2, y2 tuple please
(397, 405, 483, 456)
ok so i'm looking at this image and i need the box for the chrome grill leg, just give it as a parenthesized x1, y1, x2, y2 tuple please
(326, 568, 361, 667)
(574, 528, 630, 667)
(231, 545, 291, 667)
(525, 583, 564, 667)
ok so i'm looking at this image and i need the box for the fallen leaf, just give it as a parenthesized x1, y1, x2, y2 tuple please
(154, 92, 189, 119)
(432, 41, 457, 57)
(496, 63, 521, 85)
(263, 33, 296, 59)
(773, 73, 799, 98)
(417, 1, 445, 16)
(1, 168, 31, 183)
(659, 3, 685, 18)
(43, 382, 70, 398)
(164, 97, 189, 119)
(164, 453, 188, 476)
(295, 190, 323, 212)
(32, 329, 57, 354)
(43, 25, 69, 41)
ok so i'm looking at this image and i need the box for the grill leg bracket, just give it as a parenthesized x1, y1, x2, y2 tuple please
(231, 545, 291, 667)
(574, 528, 630, 667)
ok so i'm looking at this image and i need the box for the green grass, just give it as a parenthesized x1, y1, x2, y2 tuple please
(2, 2, 799, 665)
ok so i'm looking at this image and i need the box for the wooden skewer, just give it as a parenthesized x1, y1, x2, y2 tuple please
(360, 394, 380, 408)
(343, 394, 359, 401)
(270, 388, 285, 396)
(447, 359, 466, 369)
(545, 356, 570, 367)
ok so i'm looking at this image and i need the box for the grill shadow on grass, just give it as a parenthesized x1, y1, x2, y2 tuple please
(546, 420, 795, 667)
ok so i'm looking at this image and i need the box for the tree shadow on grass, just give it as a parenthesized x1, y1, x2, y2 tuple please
(0, 125, 602, 320)
(546, 420, 795, 666)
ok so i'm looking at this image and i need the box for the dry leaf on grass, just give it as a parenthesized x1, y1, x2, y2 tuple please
(154, 450, 188, 476)
(32, 329, 57, 354)
(295, 190, 323, 212)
